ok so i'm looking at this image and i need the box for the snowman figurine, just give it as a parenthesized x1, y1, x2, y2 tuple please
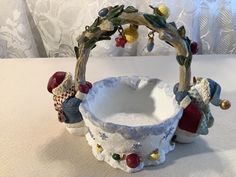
(47, 71, 92, 136)
(173, 77, 231, 143)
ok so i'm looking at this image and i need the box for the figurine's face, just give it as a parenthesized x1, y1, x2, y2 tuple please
(190, 77, 211, 104)
(52, 73, 74, 96)
(193, 76, 203, 85)
(65, 74, 73, 87)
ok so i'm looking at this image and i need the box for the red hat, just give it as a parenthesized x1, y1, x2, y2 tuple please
(47, 71, 67, 93)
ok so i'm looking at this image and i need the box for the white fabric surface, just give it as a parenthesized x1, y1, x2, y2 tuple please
(1, 0, 236, 58)
(0, 0, 39, 58)
(0, 55, 236, 177)
(138, 0, 236, 56)
(25, 0, 139, 57)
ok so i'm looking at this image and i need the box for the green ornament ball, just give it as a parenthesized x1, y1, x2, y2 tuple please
(112, 153, 121, 161)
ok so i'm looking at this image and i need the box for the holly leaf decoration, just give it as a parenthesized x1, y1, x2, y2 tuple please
(176, 55, 192, 68)
(84, 37, 97, 49)
(185, 37, 191, 45)
(184, 56, 192, 68)
(178, 26, 186, 38)
(87, 17, 101, 33)
(143, 14, 166, 28)
(176, 55, 186, 66)
(110, 17, 125, 26)
(106, 5, 124, 20)
(88, 26, 100, 33)
(169, 22, 177, 29)
(90, 17, 100, 28)
(74, 46, 79, 59)
(123, 6, 138, 13)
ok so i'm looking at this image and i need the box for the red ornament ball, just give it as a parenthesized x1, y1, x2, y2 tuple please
(115, 35, 127, 48)
(190, 42, 198, 55)
(126, 153, 140, 168)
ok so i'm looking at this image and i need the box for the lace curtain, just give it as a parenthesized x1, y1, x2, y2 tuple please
(0, 0, 236, 58)
(138, 0, 236, 56)
(0, 0, 39, 58)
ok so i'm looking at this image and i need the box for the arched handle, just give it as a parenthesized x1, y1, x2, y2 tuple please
(74, 5, 193, 91)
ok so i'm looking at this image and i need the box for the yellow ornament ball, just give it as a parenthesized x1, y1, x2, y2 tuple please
(96, 144, 103, 153)
(157, 5, 170, 19)
(149, 150, 160, 161)
(123, 26, 139, 43)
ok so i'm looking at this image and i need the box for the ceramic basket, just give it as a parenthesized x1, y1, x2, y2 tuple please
(80, 76, 182, 172)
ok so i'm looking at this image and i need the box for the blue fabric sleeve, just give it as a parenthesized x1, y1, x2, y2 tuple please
(62, 97, 83, 124)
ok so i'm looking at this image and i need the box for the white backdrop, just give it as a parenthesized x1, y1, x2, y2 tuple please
(0, 0, 236, 58)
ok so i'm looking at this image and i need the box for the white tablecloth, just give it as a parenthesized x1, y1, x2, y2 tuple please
(0, 55, 236, 177)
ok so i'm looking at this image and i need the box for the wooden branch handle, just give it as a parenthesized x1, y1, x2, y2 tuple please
(74, 5, 192, 91)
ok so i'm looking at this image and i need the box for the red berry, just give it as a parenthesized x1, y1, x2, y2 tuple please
(115, 36, 127, 48)
(78, 84, 89, 94)
(126, 153, 140, 168)
(86, 81, 93, 89)
(190, 42, 198, 55)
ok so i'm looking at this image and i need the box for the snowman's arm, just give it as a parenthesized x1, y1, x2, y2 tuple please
(179, 95, 192, 108)
(175, 91, 192, 108)
(62, 89, 87, 112)
(62, 89, 88, 124)
(62, 97, 83, 124)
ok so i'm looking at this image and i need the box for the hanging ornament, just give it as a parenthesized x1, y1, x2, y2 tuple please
(149, 149, 160, 161)
(190, 41, 199, 55)
(157, 5, 170, 19)
(123, 24, 139, 43)
(115, 26, 127, 48)
(96, 144, 103, 153)
(147, 31, 155, 52)
(98, 8, 109, 17)
(126, 153, 140, 168)
(115, 36, 127, 48)
(150, 4, 170, 19)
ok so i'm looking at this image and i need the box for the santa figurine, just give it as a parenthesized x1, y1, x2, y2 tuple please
(173, 77, 231, 143)
(47, 71, 92, 136)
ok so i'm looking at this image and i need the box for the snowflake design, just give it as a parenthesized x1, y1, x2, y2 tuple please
(131, 142, 142, 151)
(87, 128, 95, 140)
(99, 132, 108, 140)
(162, 127, 175, 141)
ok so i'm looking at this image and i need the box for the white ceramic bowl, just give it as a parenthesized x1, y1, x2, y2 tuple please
(80, 76, 182, 172)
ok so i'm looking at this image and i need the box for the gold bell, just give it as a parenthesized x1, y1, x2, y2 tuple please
(155, 5, 170, 19)
(149, 150, 160, 161)
(123, 24, 139, 43)
(96, 144, 103, 153)
(220, 99, 231, 110)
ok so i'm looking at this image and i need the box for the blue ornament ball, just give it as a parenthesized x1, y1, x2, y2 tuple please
(147, 40, 154, 52)
(98, 8, 109, 17)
